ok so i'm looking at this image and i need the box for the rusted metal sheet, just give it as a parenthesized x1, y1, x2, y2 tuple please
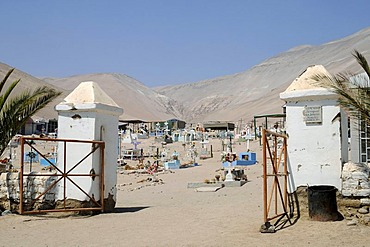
(308, 185, 343, 221)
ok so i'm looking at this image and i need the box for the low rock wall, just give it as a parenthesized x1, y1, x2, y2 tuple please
(342, 162, 370, 197)
(0, 172, 57, 211)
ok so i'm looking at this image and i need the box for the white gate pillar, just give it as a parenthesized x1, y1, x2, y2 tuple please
(280, 65, 348, 191)
(55, 81, 123, 211)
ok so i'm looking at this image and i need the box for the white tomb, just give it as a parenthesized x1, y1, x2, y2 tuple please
(280, 65, 348, 191)
(55, 81, 123, 211)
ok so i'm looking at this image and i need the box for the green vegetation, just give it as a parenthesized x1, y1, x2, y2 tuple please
(313, 50, 370, 123)
(0, 68, 61, 155)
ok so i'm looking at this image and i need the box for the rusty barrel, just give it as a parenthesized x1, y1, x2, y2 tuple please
(308, 185, 343, 221)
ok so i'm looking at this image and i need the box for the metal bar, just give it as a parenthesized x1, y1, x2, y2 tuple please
(101, 143, 105, 211)
(265, 173, 287, 177)
(19, 137, 25, 214)
(267, 176, 276, 218)
(65, 176, 101, 207)
(254, 117, 257, 140)
(22, 136, 104, 145)
(266, 212, 287, 222)
(275, 141, 284, 172)
(21, 207, 103, 214)
(66, 144, 100, 175)
(26, 173, 95, 177)
(19, 138, 105, 215)
(23, 141, 64, 174)
(269, 142, 291, 225)
(262, 130, 292, 226)
(23, 173, 62, 177)
(284, 138, 288, 212)
(265, 136, 277, 216)
(262, 129, 268, 222)
(274, 135, 278, 215)
(35, 151, 63, 174)
(59, 174, 100, 177)
(264, 129, 287, 139)
(23, 173, 99, 177)
(26, 176, 64, 208)
(266, 139, 279, 215)
(63, 141, 67, 209)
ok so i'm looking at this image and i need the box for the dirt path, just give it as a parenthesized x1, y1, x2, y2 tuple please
(1, 138, 370, 246)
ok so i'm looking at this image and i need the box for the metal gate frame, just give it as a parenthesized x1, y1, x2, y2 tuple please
(19, 137, 105, 214)
(262, 129, 292, 229)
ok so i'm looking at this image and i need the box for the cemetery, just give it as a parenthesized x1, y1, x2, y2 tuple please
(1, 65, 370, 244)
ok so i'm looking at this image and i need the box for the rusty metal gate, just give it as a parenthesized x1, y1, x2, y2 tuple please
(262, 129, 293, 230)
(19, 137, 105, 214)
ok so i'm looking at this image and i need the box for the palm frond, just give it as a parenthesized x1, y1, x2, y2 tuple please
(0, 69, 61, 155)
(0, 78, 21, 111)
(0, 68, 15, 93)
(312, 51, 370, 123)
(353, 50, 370, 79)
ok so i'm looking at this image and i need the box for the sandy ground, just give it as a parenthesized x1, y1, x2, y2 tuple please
(1, 137, 370, 247)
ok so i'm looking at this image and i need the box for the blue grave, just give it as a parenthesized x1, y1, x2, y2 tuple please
(40, 158, 57, 167)
(222, 152, 257, 167)
(164, 159, 180, 170)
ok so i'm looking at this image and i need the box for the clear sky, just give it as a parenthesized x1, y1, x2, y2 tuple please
(1, 0, 369, 87)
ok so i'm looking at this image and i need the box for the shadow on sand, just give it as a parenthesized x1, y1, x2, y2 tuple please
(113, 206, 150, 214)
(274, 191, 301, 231)
(260, 191, 301, 233)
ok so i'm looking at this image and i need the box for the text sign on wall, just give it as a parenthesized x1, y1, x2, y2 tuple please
(303, 106, 322, 124)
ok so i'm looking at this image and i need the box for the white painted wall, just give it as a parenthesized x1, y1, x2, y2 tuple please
(55, 82, 123, 208)
(281, 89, 348, 191)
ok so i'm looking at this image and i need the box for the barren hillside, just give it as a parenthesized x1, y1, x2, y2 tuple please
(1, 27, 370, 124)
(0, 63, 67, 120)
(42, 73, 182, 121)
(155, 27, 370, 122)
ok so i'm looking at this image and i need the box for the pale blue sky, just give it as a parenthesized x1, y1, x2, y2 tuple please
(1, 0, 369, 86)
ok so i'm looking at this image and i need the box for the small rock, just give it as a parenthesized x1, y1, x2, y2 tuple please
(339, 198, 362, 208)
(360, 198, 370, 206)
(1, 210, 12, 216)
(347, 219, 358, 226)
(260, 222, 276, 233)
(343, 210, 354, 217)
(358, 207, 369, 214)
(362, 216, 370, 224)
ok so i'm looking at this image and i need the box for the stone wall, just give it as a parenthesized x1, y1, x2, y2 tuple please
(342, 162, 370, 197)
(0, 172, 57, 211)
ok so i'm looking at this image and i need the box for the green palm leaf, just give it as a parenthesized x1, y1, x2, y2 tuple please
(312, 50, 370, 123)
(0, 69, 61, 155)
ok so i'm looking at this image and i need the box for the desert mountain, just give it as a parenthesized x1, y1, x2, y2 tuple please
(0, 64, 181, 122)
(1, 27, 370, 124)
(156, 27, 370, 123)
(42, 73, 183, 121)
(0, 62, 67, 120)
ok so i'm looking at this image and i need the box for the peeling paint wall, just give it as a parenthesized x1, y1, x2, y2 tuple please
(284, 100, 345, 190)
(55, 81, 123, 211)
(280, 86, 349, 191)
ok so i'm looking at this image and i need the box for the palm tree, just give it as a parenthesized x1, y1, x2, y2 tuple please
(0, 68, 61, 156)
(312, 50, 370, 123)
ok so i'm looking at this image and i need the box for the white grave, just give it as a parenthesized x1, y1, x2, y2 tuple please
(55, 81, 123, 211)
(280, 65, 348, 191)
(122, 129, 138, 143)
